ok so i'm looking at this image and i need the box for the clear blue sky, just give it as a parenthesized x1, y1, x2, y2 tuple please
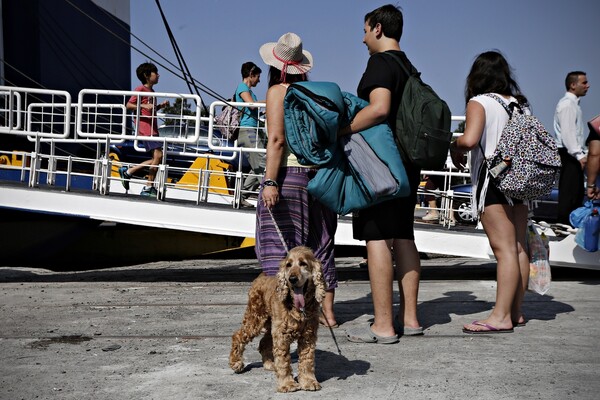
(130, 0, 599, 131)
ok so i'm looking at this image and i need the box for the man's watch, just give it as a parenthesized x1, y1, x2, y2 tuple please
(263, 179, 279, 188)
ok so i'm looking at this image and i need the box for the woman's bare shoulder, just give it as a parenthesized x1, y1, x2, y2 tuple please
(266, 84, 287, 103)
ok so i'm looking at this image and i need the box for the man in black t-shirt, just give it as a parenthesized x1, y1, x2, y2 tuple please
(586, 124, 600, 199)
(340, 4, 423, 344)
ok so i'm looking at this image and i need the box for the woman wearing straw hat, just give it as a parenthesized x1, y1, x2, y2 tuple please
(256, 32, 338, 329)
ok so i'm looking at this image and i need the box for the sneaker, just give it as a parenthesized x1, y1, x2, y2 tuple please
(421, 211, 439, 222)
(239, 199, 254, 208)
(118, 166, 131, 190)
(140, 186, 157, 197)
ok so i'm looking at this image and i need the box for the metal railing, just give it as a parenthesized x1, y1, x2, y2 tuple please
(0, 85, 268, 207)
(1, 84, 474, 219)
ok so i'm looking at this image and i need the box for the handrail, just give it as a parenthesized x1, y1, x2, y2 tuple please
(207, 100, 267, 154)
(0, 84, 469, 217)
(77, 89, 203, 143)
(0, 86, 71, 138)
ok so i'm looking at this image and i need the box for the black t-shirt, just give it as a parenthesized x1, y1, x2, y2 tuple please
(352, 50, 420, 240)
(586, 125, 600, 145)
(356, 50, 416, 131)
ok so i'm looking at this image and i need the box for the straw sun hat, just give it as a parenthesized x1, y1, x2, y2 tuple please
(259, 32, 313, 76)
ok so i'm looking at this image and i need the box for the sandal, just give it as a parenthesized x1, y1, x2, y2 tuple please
(400, 326, 424, 336)
(346, 323, 399, 344)
(463, 320, 514, 334)
(393, 316, 424, 336)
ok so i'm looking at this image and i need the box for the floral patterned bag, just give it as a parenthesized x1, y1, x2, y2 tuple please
(214, 93, 241, 140)
(483, 94, 561, 201)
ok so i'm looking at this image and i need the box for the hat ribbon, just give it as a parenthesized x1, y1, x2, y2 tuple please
(272, 49, 307, 82)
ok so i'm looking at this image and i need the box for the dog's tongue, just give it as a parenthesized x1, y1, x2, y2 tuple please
(293, 286, 305, 310)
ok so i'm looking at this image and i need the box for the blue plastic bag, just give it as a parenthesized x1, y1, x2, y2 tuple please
(570, 200, 600, 228)
(575, 209, 600, 252)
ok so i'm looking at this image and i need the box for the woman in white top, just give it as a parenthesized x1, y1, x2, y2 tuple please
(450, 51, 529, 334)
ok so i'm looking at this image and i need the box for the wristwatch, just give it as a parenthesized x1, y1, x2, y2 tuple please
(263, 179, 279, 188)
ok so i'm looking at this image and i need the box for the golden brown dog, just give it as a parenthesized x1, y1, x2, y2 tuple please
(229, 246, 326, 392)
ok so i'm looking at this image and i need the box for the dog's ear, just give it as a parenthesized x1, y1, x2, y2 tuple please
(276, 265, 289, 302)
(310, 257, 326, 304)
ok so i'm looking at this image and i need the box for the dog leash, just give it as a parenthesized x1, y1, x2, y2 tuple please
(267, 206, 289, 253)
(266, 205, 342, 355)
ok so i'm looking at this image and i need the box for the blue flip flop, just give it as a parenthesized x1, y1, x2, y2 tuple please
(346, 323, 399, 344)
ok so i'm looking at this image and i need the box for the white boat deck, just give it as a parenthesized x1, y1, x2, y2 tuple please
(0, 85, 598, 269)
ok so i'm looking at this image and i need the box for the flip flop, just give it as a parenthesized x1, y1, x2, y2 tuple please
(463, 320, 514, 334)
(513, 315, 527, 327)
(346, 323, 399, 344)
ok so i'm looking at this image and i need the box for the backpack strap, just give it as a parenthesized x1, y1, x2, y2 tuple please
(383, 51, 420, 78)
(483, 93, 523, 118)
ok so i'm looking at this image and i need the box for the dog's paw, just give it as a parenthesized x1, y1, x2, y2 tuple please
(229, 360, 245, 373)
(299, 379, 321, 391)
(276, 381, 300, 393)
(262, 360, 274, 371)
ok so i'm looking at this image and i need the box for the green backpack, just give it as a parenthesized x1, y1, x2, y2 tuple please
(386, 53, 452, 170)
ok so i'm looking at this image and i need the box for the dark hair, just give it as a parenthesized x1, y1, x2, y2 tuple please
(135, 62, 158, 84)
(565, 71, 586, 91)
(241, 62, 262, 78)
(364, 4, 403, 41)
(464, 50, 528, 106)
(267, 65, 308, 87)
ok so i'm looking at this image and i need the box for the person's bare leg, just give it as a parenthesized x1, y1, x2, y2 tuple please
(126, 158, 153, 176)
(146, 148, 162, 187)
(511, 204, 530, 324)
(393, 239, 421, 329)
(320, 289, 337, 327)
(464, 204, 519, 331)
(365, 239, 396, 337)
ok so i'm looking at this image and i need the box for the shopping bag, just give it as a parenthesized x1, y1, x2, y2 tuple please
(569, 200, 596, 228)
(526, 224, 551, 295)
(574, 208, 600, 252)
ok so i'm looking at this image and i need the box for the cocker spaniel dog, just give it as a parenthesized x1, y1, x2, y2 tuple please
(229, 246, 326, 393)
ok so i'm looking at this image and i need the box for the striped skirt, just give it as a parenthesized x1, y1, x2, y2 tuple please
(255, 167, 338, 290)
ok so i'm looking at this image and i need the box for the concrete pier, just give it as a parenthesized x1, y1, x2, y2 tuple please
(1, 257, 599, 400)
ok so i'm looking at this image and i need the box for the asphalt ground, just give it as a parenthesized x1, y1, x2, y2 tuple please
(1, 256, 599, 400)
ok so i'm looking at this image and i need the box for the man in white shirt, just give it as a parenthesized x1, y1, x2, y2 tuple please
(553, 71, 590, 224)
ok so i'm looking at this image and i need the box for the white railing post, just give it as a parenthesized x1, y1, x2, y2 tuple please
(99, 156, 110, 195)
(157, 164, 166, 201)
(20, 154, 28, 183)
(92, 157, 101, 191)
(66, 156, 73, 192)
(200, 166, 210, 203)
(46, 141, 56, 186)
(28, 151, 39, 188)
(195, 168, 205, 205)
